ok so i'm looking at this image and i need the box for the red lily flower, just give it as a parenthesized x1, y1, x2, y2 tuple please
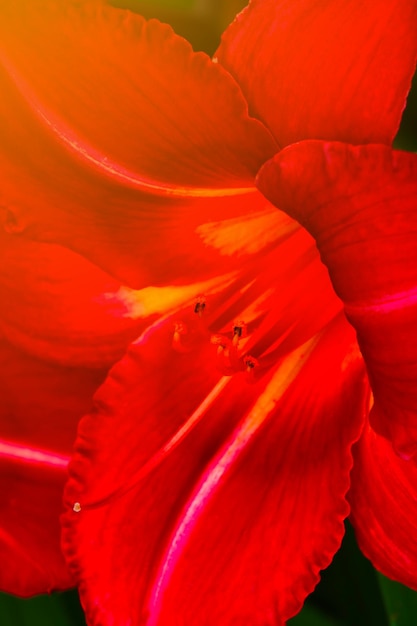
(0, 0, 416, 624)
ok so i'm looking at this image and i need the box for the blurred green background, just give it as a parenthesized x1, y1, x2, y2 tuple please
(2, 0, 416, 624)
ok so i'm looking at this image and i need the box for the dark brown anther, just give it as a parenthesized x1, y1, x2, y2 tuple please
(194, 295, 206, 316)
(244, 355, 259, 372)
(232, 320, 247, 346)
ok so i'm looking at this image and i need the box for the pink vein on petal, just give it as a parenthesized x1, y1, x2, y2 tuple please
(146, 338, 318, 624)
(0, 54, 256, 198)
(0, 439, 69, 469)
(345, 285, 417, 314)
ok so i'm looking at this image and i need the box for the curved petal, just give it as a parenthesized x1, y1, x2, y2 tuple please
(257, 142, 417, 459)
(0, 338, 106, 596)
(0, 231, 151, 367)
(349, 422, 417, 591)
(62, 314, 367, 626)
(216, 0, 417, 146)
(0, 0, 277, 286)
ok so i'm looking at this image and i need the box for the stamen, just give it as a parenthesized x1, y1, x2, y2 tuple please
(175, 294, 266, 378)
(210, 334, 240, 375)
(232, 320, 247, 346)
(73, 502, 81, 513)
(194, 295, 206, 317)
(210, 334, 229, 353)
(172, 322, 190, 353)
(210, 334, 231, 359)
(244, 355, 259, 372)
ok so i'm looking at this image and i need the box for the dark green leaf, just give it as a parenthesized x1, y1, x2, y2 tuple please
(289, 603, 342, 626)
(378, 574, 417, 626)
(0, 590, 85, 626)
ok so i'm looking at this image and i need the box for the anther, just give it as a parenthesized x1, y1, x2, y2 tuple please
(173, 321, 187, 339)
(244, 355, 259, 372)
(172, 322, 190, 353)
(73, 502, 81, 513)
(232, 320, 247, 346)
(194, 295, 206, 317)
(211, 334, 229, 356)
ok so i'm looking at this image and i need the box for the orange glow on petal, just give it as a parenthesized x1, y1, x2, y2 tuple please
(102, 273, 237, 319)
(197, 207, 298, 256)
(1, 54, 257, 198)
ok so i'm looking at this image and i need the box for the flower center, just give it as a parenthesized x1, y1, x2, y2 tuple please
(172, 294, 264, 380)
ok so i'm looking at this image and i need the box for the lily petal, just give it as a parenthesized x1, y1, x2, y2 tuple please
(62, 314, 367, 625)
(216, 0, 417, 146)
(257, 141, 417, 459)
(0, 231, 150, 367)
(0, 338, 106, 596)
(0, 0, 277, 286)
(349, 422, 417, 591)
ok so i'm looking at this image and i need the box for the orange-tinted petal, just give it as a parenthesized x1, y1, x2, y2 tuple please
(0, 1, 277, 286)
(258, 141, 417, 459)
(62, 314, 367, 625)
(0, 338, 106, 596)
(349, 423, 417, 591)
(217, 0, 417, 146)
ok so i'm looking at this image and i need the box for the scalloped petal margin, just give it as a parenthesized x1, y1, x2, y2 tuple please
(62, 314, 367, 625)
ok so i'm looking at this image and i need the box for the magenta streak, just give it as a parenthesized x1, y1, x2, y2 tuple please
(145, 338, 315, 624)
(146, 414, 262, 625)
(0, 439, 69, 469)
(346, 285, 417, 314)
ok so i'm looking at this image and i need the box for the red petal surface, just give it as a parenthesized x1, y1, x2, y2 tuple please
(0, 1, 277, 286)
(0, 230, 151, 367)
(257, 142, 417, 458)
(349, 422, 417, 590)
(217, 0, 417, 146)
(62, 314, 367, 626)
(0, 338, 106, 596)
